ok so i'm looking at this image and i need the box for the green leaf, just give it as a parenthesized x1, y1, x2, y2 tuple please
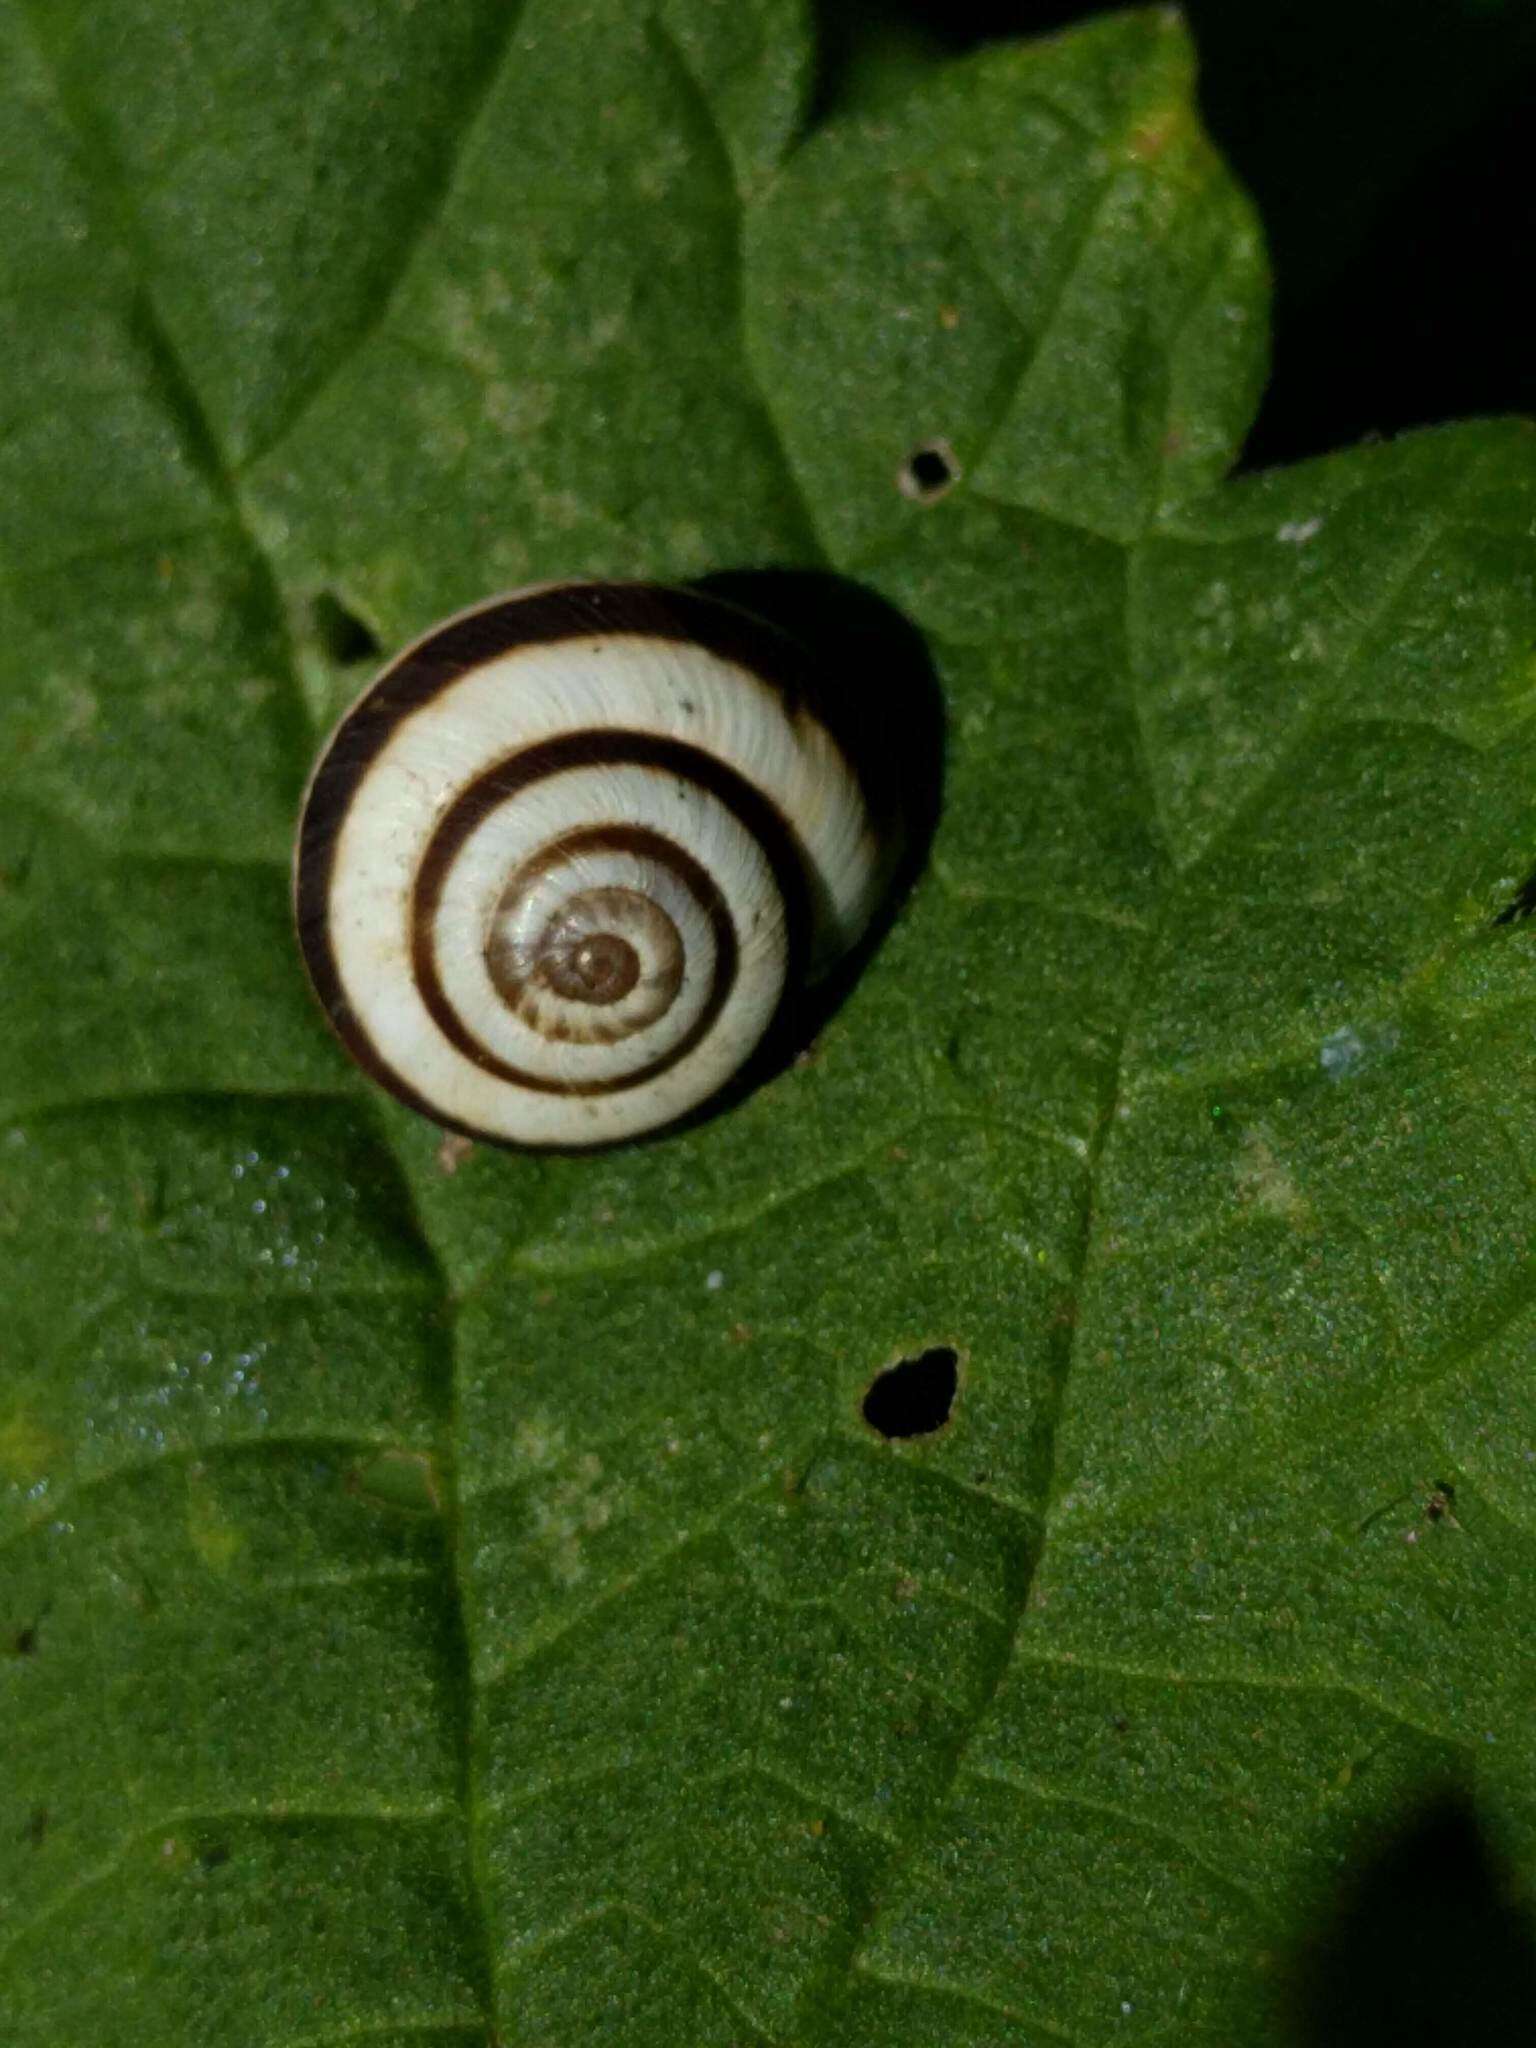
(5, 3, 1536, 2044)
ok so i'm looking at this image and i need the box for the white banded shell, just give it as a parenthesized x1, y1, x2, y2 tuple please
(294, 581, 887, 1150)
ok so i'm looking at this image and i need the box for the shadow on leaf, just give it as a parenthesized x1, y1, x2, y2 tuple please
(685, 566, 944, 1117)
(1289, 1792, 1536, 2045)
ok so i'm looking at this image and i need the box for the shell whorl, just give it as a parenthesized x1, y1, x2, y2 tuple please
(294, 581, 885, 1150)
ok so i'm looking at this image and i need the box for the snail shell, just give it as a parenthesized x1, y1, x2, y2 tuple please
(294, 580, 889, 1150)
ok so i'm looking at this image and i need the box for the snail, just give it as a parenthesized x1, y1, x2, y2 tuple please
(293, 579, 893, 1151)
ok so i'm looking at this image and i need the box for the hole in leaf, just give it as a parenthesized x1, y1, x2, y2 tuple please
(24, 1807, 48, 1848)
(1493, 865, 1536, 924)
(311, 591, 381, 667)
(863, 1346, 960, 1438)
(11, 1625, 37, 1656)
(898, 439, 960, 503)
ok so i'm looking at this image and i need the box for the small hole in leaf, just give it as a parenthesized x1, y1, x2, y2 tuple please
(1493, 865, 1536, 924)
(200, 1842, 231, 1870)
(311, 591, 381, 666)
(24, 1807, 48, 1848)
(863, 1347, 960, 1438)
(898, 439, 960, 504)
(12, 1625, 37, 1656)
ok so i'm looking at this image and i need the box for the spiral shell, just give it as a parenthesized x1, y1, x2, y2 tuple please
(294, 581, 887, 1150)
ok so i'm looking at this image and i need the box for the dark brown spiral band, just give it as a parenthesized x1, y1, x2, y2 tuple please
(407, 727, 813, 1095)
(330, 580, 819, 744)
(412, 812, 738, 1097)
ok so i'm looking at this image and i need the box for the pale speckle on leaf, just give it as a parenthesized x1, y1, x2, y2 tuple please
(1277, 516, 1324, 545)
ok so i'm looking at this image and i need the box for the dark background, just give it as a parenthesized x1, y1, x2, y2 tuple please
(815, 2, 1536, 2039)
(815, 0, 1536, 473)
